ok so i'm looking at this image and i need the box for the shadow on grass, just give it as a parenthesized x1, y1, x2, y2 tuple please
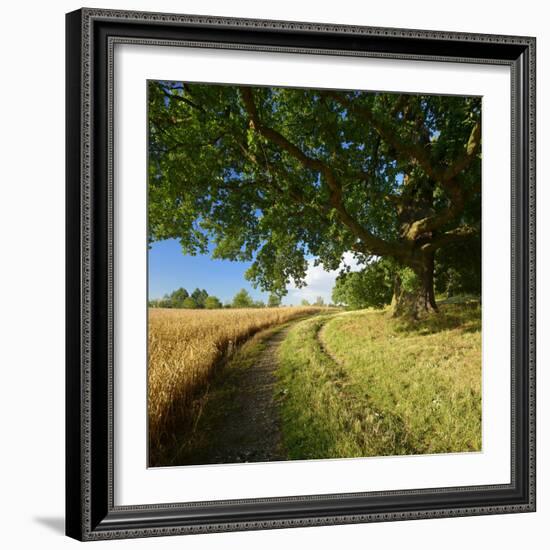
(393, 302, 481, 336)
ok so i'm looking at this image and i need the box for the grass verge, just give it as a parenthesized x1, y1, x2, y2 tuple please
(276, 303, 481, 459)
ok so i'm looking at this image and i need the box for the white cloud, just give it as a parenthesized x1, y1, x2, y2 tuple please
(284, 251, 364, 305)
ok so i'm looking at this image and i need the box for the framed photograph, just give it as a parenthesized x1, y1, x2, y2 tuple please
(66, 8, 536, 541)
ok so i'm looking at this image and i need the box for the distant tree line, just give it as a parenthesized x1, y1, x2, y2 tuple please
(300, 297, 326, 307)
(148, 287, 286, 309)
(149, 287, 214, 309)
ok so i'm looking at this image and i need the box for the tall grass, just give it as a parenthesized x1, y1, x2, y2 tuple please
(148, 307, 320, 465)
(276, 303, 481, 459)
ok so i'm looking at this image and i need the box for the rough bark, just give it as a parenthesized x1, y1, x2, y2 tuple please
(391, 252, 438, 319)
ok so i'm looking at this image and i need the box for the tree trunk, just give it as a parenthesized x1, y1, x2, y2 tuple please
(391, 251, 438, 319)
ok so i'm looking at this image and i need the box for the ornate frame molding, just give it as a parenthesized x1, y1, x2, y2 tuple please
(66, 8, 536, 541)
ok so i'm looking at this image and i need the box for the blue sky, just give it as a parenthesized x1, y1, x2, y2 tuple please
(148, 239, 361, 305)
(148, 239, 269, 304)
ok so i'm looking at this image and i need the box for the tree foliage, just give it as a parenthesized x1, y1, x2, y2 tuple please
(434, 236, 482, 297)
(148, 81, 481, 312)
(149, 287, 190, 308)
(148, 287, 226, 309)
(190, 288, 209, 308)
(204, 296, 223, 309)
(232, 288, 254, 308)
(169, 287, 189, 306)
(268, 293, 282, 307)
(181, 297, 198, 309)
(333, 240, 481, 310)
(332, 259, 395, 309)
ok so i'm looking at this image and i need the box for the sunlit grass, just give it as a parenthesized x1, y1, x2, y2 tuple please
(276, 303, 481, 459)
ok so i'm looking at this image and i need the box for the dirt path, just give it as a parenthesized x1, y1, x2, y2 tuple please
(211, 326, 289, 463)
(175, 325, 293, 465)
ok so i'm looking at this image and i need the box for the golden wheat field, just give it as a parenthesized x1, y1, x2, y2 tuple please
(148, 306, 320, 464)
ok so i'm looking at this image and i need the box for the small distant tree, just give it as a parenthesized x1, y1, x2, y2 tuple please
(267, 294, 281, 308)
(253, 300, 266, 308)
(181, 297, 198, 309)
(158, 295, 173, 308)
(300, 299, 311, 306)
(314, 296, 325, 307)
(204, 296, 222, 309)
(169, 287, 189, 308)
(232, 289, 254, 308)
(191, 288, 209, 308)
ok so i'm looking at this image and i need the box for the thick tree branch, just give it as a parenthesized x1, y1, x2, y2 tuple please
(323, 91, 481, 190)
(239, 87, 327, 174)
(162, 89, 206, 113)
(233, 138, 330, 218)
(403, 181, 465, 240)
(321, 91, 441, 182)
(441, 121, 481, 181)
(420, 225, 479, 252)
(238, 86, 405, 259)
(327, 88, 480, 242)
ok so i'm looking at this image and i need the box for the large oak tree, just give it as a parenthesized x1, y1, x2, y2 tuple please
(148, 81, 481, 316)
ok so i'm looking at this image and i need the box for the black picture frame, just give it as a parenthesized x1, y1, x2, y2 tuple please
(66, 7, 536, 541)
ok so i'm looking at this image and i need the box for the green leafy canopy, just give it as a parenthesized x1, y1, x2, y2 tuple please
(148, 81, 481, 296)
